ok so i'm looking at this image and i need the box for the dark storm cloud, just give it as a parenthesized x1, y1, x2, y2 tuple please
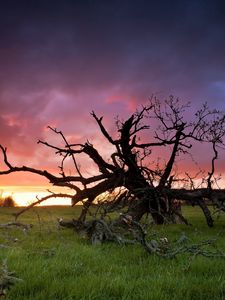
(0, 0, 225, 168)
(1, 1, 225, 93)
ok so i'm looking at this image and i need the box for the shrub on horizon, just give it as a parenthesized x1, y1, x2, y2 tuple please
(0, 195, 16, 207)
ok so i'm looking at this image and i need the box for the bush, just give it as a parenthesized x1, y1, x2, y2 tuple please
(0, 195, 16, 207)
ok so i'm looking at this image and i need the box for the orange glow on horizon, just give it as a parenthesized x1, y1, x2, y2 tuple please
(0, 186, 72, 206)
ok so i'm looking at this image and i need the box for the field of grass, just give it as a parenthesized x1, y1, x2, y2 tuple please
(0, 206, 224, 300)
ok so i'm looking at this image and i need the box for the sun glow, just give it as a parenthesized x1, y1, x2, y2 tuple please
(0, 186, 72, 206)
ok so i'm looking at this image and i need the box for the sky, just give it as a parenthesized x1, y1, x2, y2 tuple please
(0, 0, 225, 204)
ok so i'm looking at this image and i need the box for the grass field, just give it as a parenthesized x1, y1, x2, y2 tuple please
(0, 206, 224, 300)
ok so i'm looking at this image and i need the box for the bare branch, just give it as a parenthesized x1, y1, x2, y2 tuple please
(91, 111, 118, 145)
(14, 193, 74, 220)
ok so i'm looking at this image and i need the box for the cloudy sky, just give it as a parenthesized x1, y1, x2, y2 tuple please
(0, 0, 225, 188)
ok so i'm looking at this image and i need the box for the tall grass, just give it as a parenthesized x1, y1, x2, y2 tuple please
(0, 206, 224, 300)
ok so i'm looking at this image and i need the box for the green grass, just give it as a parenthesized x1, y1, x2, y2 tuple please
(0, 206, 224, 300)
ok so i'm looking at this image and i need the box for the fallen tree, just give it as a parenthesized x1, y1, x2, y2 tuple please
(1, 97, 225, 227)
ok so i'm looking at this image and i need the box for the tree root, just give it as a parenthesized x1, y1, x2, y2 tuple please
(0, 260, 22, 297)
(58, 216, 225, 259)
(0, 222, 33, 231)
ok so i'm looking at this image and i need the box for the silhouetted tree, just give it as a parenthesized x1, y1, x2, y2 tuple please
(1, 97, 225, 227)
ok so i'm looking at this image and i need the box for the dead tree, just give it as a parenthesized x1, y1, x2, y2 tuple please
(1, 97, 225, 226)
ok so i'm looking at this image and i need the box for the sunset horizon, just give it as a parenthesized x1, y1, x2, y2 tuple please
(1, 185, 73, 206)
